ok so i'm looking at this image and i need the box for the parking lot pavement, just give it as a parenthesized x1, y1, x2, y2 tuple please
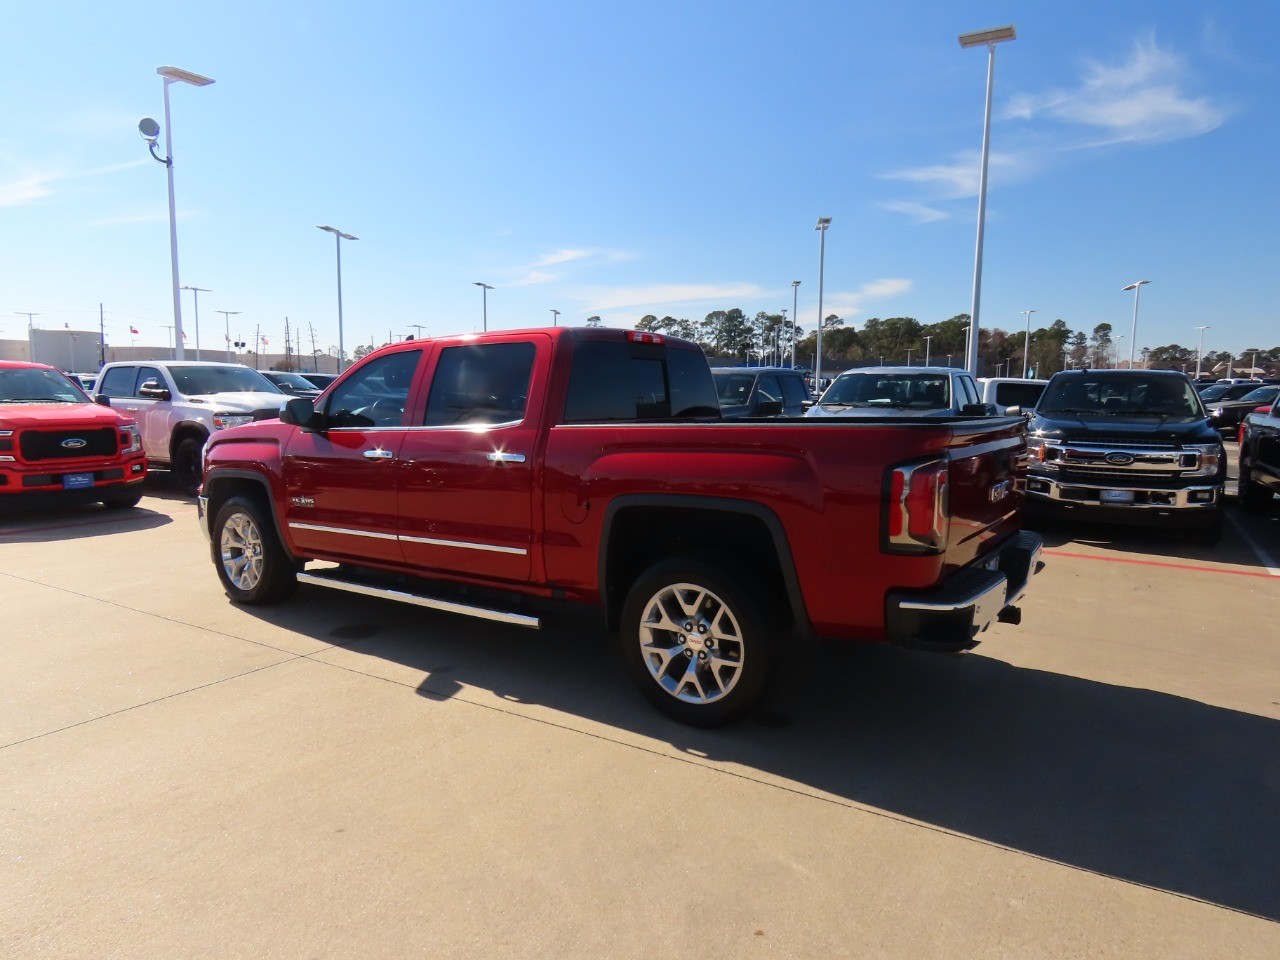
(2, 479, 1279, 958)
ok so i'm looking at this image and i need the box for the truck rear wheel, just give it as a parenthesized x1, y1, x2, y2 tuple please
(619, 559, 773, 727)
(212, 495, 297, 604)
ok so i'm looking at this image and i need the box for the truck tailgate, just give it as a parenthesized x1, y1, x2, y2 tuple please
(941, 417, 1028, 570)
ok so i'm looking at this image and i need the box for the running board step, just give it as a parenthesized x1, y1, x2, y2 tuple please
(297, 570, 541, 629)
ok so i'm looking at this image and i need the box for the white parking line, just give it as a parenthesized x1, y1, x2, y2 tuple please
(1226, 510, 1280, 577)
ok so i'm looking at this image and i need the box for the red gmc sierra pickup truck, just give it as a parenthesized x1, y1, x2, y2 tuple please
(198, 327, 1042, 725)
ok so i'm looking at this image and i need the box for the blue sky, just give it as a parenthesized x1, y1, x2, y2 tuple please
(1, 1, 1276, 361)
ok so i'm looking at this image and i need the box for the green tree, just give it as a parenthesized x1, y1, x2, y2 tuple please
(586, 315, 602, 327)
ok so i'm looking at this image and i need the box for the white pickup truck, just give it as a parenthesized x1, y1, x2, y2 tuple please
(94, 360, 286, 494)
(806, 366, 997, 418)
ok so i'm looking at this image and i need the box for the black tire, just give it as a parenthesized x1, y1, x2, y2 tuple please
(100, 486, 144, 510)
(1238, 461, 1272, 513)
(618, 558, 775, 727)
(172, 436, 206, 497)
(211, 495, 297, 604)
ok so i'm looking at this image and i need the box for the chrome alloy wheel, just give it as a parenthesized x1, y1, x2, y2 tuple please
(220, 510, 265, 592)
(637, 582, 745, 704)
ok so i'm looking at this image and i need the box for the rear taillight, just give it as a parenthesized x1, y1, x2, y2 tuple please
(886, 458, 949, 554)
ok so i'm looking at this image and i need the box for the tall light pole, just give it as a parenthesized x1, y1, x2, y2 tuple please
(779, 309, 788, 367)
(216, 310, 241, 362)
(1194, 325, 1210, 379)
(815, 218, 831, 386)
(474, 282, 494, 332)
(959, 25, 1017, 376)
(550, 308, 560, 327)
(924, 334, 933, 366)
(1113, 335, 1126, 370)
(1122, 279, 1151, 368)
(318, 225, 357, 371)
(905, 348, 914, 366)
(181, 285, 210, 360)
(139, 66, 215, 361)
(1020, 308, 1036, 377)
(17, 312, 39, 363)
(790, 280, 801, 368)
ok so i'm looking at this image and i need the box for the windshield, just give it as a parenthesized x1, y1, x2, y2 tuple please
(0, 368, 89, 403)
(169, 365, 281, 396)
(820, 372, 950, 409)
(269, 372, 320, 390)
(1038, 374, 1202, 417)
(1239, 385, 1280, 404)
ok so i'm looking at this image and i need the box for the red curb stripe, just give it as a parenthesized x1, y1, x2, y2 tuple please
(1041, 548, 1278, 580)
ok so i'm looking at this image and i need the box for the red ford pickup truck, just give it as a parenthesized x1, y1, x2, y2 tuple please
(1, 361, 147, 509)
(198, 328, 1041, 725)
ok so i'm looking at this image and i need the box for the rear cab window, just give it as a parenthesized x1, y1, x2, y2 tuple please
(564, 340, 718, 421)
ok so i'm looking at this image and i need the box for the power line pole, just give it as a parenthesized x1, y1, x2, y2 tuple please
(99, 303, 106, 368)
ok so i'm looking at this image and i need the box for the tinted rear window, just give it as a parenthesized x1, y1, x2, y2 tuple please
(564, 341, 718, 421)
(994, 382, 1046, 408)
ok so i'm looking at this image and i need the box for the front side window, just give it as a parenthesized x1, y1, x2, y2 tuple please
(326, 350, 423, 428)
(97, 366, 137, 399)
(424, 342, 536, 426)
(136, 367, 163, 396)
(756, 375, 782, 404)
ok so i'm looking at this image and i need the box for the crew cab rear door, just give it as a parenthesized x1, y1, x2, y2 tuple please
(394, 335, 547, 583)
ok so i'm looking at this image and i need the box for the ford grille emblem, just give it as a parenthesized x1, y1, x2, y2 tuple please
(61, 438, 88, 450)
(1104, 452, 1134, 466)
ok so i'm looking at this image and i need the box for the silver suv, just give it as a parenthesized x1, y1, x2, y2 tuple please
(94, 361, 285, 495)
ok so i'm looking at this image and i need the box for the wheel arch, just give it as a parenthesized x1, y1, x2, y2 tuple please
(598, 495, 812, 640)
(203, 470, 299, 565)
(169, 422, 211, 462)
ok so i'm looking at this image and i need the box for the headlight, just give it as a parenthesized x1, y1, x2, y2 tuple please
(1184, 442, 1223, 477)
(212, 413, 254, 430)
(1025, 436, 1059, 470)
(121, 424, 142, 453)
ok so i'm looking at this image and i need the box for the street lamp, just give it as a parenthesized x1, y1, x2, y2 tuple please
(1114, 335, 1126, 370)
(1194, 325, 1210, 379)
(550, 309, 560, 327)
(1020, 308, 1036, 377)
(905, 348, 914, 367)
(1122, 279, 1151, 368)
(474, 282, 494, 332)
(815, 218, 831, 386)
(790, 280, 801, 368)
(924, 335, 933, 366)
(216, 310, 241, 362)
(139, 66, 214, 361)
(317, 225, 357, 371)
(959, 25, 1016, 375)
(181, 286, 210, 360)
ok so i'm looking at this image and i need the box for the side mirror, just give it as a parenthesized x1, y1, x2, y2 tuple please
(1005, 405, 1022, 417)
(280, 397, 323, 430)
(95, 394, 111, 407)
(756, 399, 784, 416)
(138, 381, 171, 401)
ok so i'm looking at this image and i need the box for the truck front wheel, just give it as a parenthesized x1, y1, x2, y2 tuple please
(1238, 461, 1272, 513)
(212, 495, 297, 604)
(619, 559, 773, 727)
(173, 436, 205, 497)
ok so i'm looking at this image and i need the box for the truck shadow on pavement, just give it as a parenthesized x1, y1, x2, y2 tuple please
(252, 590, 1280, 923)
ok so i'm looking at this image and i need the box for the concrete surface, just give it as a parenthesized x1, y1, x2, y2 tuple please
(2, 468, 1278, 958)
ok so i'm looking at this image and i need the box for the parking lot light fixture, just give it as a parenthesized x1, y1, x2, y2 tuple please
(318, 226, 358, 371)
(959, 25, 1016, 376)
(181, 286, 210, 360)
(924, 335, 933, 366)
(790, 280, 800, 368)
(1194, 325, 1210, 379)
(144, 66, 215, 361)
(216, 310, 241, 362)
(815, 219, 831, 386)
(474, 282, 494, 332)
(550, 308, 560, 327)
(1020, 309, 1036, 377)
(1122, 280, 1151, 368)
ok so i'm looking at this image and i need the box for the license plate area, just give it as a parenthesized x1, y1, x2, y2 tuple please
(63, 473, 94, 490)
(1100, 489, 1134, 504)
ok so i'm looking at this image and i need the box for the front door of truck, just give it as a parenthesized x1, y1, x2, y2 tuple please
(395, 337, 545, 584)
(282, 347, 425, 565)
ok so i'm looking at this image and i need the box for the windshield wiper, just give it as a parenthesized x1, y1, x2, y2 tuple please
(1040, 407, 1097, 415)
(6, 397, 76, 403)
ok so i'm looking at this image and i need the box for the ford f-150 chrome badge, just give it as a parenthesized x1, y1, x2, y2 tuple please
(61, 438, 87, 450)
(1104, 451, 1135, 465)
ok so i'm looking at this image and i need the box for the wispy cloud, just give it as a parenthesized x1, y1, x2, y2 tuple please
(880, 37, 1229, 221)
(1004, 36, 1228, 143)
(501, 246, 634, 286)
(580, 283, 764, 312)
(0, 158, 149, 208)
(825, 278, 914, 319)
(506, 270, 557, 287)
(532, 248, 595, 267)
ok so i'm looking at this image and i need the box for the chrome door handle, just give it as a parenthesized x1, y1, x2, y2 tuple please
(363, 448, 394, 460)
(487, 452, 526, 463)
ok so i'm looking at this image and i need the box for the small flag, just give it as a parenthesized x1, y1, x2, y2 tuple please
(130, 326, 139, 335)
(182, 331, 188, 341)
(261, 336, 269, 345)
(64, 322, 69, 328)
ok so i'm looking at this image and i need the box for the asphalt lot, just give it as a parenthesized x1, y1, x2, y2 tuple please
(3, 449, 1279, 959)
